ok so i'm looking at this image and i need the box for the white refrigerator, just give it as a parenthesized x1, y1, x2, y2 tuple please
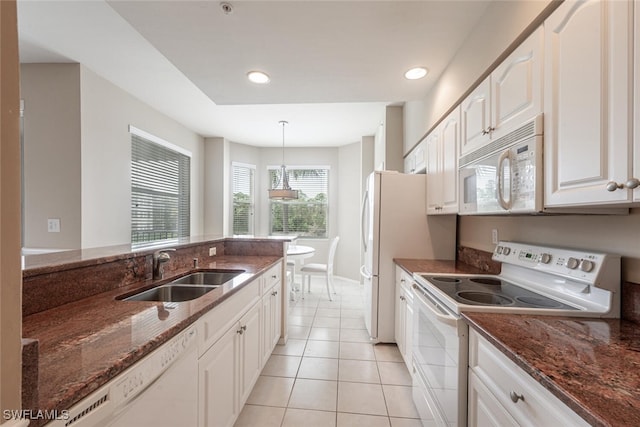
(360, 171, 456, 342)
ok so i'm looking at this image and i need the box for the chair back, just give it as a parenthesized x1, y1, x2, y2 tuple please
(327, 236, 340, 273)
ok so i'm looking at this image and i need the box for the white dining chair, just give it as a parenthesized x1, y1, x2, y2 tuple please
(300, 236, 340, 301)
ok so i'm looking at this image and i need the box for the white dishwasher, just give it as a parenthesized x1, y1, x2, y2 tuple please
(51, 325, 198, 427)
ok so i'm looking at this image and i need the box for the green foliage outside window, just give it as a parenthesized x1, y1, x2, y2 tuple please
(269, 168, 328, 238)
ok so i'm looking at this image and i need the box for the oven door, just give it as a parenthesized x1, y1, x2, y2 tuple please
(412, 283, 468, 427)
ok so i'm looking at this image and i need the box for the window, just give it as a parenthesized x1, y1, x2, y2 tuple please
(269, 166, 329, 238)
(130, 126, 191, 247)
(232, 163, 255, 235)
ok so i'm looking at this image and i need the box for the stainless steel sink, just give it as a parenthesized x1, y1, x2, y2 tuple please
(122, 284, 220, 302)
(119, 269, 246, 302)
(170, 269, 245, 285)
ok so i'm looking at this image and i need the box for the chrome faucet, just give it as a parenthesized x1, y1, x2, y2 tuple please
(153, 248, 176, 280)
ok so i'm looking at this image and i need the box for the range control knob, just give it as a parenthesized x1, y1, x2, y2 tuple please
(496, 246, 504, 255)
(579, 259, 595, 272)
(565, 257, 579, 269)
(540, 253, 552, 264)
(503, 247, 511, 256)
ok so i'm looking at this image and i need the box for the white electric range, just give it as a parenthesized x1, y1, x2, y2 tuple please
(409, 241, 621, 427)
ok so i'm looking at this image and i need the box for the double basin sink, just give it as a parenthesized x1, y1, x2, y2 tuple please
(119, 270, 245, 303)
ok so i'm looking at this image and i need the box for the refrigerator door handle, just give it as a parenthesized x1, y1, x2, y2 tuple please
(361, 189, 369, 252)
(360, 265, 372, 280)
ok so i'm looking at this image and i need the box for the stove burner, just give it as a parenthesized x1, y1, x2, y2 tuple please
(515, 296, 563, 309)
(469, 278, 503, 286)
(456, 291, 514, 306)
(429, 277, 461, 284)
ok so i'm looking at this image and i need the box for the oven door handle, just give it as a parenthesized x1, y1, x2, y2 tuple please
(412, 284, 458, 327)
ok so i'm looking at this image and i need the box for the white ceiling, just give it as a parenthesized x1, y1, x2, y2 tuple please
(16, 0, 491, 147)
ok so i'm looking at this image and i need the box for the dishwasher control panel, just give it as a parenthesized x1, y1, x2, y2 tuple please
(114, 326, 197, 404)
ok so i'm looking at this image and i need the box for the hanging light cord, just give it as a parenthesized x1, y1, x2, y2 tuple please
(279, 120, 290, 190)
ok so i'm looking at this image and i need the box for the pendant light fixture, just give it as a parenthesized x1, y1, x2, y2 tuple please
(268, 121, 298, 200)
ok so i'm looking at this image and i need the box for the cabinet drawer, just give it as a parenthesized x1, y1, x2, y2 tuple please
(262, 261, 282, 295)
(198, 278, 260, 357)
(469, 330, 588, 427)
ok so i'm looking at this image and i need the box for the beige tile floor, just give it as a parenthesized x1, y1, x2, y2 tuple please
(235, 276, 422, 427)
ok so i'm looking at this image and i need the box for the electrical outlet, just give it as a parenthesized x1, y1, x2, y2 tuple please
(491, 229, 499, 245)
(47, 218, 61, 233)
(209, 247, 217, 256)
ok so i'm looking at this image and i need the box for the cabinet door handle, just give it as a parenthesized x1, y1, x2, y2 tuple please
(399, 295, 406, 301)
(509, 391, 524, 403)
(271, 290, 278, 296)
(237, 325, 247, 335)
(607, 178, 639, 192)
(271, 274, 277, 279)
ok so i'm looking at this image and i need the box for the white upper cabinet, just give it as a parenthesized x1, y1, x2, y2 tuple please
(404, 139, 427, 174)
(427, 106, 460, 214)
(544, 0, 633, 207)
(633, 0, 640, 202)
(461, 28, 543, 158)
(461, 78, 491, 157)
(492, 27, 544, 141)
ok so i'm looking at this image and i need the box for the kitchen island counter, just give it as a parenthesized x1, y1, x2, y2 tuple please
(22, 253, 282, 425)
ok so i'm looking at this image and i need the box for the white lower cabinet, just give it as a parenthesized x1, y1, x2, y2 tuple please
(394, 266, 414, 368)
(198, 261, 283, 427)
(262, 268, 282, 366)
(468, 329, 589, 427)
(199, 302, 261, 427)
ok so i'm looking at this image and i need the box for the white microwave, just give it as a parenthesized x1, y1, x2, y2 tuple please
(459, 115, 543, 215)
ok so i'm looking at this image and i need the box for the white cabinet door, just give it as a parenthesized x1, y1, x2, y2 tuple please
(461, 78, 491, 157)
(239, 302, 262, 406)
(394, 268, 406, 357)
(199, 325, 239, 427)
(413, 140, 427, 173)
(544, 0, 632, 207)
(261, 292, 272, 367)
(634, 0, 640, 202)
(404, 295, 413, 369)
(426, 132, 441, 213)
(439, 107, 460, 213)
(427, 107, 459, 214)
(468, 371, 519, 427)
(270, 281, 282, 350)
(492, 27, 543, 140)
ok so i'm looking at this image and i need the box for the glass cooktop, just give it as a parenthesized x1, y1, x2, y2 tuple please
(418, 275, 578, 310)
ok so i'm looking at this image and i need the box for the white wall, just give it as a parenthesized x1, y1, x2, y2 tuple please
(203, 137, 228, 236)
(21, 63, 81, 249)
(337, 141, 362, 280)
(80, 66, 205, 248)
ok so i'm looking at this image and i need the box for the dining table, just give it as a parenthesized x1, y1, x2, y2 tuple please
(286, 244, 315, 300)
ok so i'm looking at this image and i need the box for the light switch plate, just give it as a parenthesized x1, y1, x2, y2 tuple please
(48, 218, 61, 233)
(209, 247, 216, 256)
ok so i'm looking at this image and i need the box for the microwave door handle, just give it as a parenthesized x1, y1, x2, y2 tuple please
(496, 149, 511, 211)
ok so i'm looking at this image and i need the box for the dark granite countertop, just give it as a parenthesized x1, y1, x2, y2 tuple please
(463, 313, 640, 427)
(394, 258, 492, 276)
(22, 255, 281, 421)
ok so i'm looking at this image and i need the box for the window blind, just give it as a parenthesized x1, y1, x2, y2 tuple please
(232, 163, 255, 235)
(269, 167, 329, 238)
(131, 132, 190, 247)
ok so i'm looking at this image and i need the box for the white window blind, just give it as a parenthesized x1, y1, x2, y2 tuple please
(232, 163, 255, 235)
(269, 166, 329, 238)
(131, 130, 190, 247)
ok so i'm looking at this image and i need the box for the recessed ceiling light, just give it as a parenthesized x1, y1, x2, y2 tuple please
(247, 71, 270, 84)
(404, 67, 428, 80)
